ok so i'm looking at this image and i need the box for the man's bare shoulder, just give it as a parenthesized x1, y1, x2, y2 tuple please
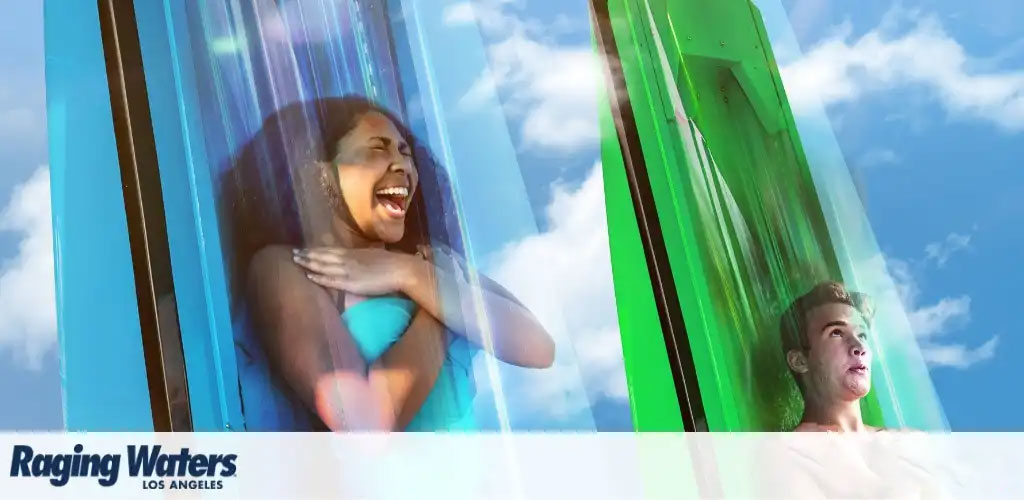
(792, 422, 918, 433)
(792, 422, 827, 432)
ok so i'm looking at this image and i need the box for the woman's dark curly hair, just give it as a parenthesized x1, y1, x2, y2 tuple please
(219, 96, 458, 302)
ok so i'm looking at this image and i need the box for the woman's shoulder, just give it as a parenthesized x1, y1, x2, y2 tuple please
(247, 244, 310, 292)
(250, 244, 316, 277)
(251, 244, 296, 263)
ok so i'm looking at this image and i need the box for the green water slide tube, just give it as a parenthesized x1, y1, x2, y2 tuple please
(596, 0, 945, 431)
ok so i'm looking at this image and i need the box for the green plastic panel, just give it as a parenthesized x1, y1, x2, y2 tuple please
(605, 0, 890, 431)
(599, 75, 685, 432)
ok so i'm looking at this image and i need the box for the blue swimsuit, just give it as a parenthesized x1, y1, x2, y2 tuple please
(235, 297, 477, 431)
(342, 297, 477, 430)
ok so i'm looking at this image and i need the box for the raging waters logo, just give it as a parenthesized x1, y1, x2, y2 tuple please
(9, 444, 237, 490)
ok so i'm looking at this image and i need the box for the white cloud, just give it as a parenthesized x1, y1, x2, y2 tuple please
(881, 255, 996, 370)
(482, 162, 629, 423)
(444, 0, 532, 36)
(447, 1, 602, 154)
(906, 296, 971, 340)
(924, 232, 971, 268)
(441, 2, 476, 26)
(780, 9, 1024, 131)
(857, 148, 900, 168)
(0, 166, 57, 370)
(920, 336, 999, 370)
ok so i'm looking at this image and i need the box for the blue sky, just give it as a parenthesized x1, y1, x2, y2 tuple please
(0, 2, 62, 430)
(2, 0, 1021, 432)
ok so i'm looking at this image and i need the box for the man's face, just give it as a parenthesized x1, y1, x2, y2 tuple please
(799, 303, 872, 402)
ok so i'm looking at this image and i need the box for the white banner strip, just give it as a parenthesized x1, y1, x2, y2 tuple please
(2, 433, 1022, 499)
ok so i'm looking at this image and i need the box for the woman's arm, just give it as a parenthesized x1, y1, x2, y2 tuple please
(294, 246, 555, 369)
(399, 253, 554, 369)
(370, 309, 447, 430)
(247, 245, 444, 430)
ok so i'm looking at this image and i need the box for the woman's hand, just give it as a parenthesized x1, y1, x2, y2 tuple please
(292, 247, 426, 296)
(295, 244, 555, 369)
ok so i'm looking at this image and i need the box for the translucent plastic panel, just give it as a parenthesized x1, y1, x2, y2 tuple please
(163, 0, 635, 431)
(756, 0, 1022, 430)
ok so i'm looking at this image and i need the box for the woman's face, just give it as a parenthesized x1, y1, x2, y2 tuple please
(331, 111, 419, 244)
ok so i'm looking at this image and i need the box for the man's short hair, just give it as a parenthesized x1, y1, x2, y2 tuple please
(779, 281, 874, 360)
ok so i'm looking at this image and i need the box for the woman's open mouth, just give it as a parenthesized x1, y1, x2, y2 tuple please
(847, 363, 868, 376)
(374, 186, 409, 218)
